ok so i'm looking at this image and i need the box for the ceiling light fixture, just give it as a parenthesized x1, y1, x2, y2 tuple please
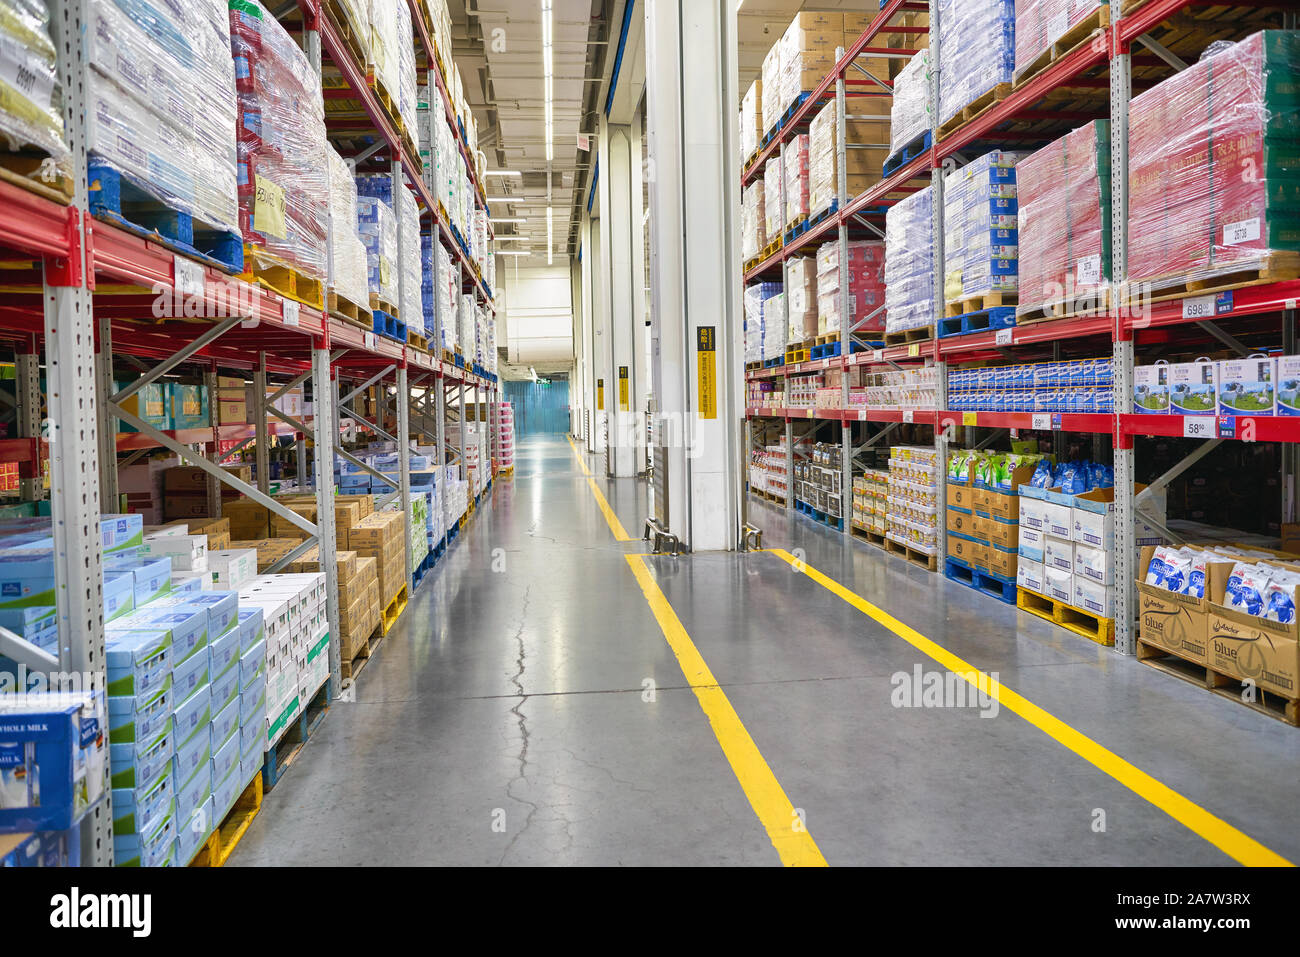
(542, 0, 554, 164)
(497, 250, 532, 257)
(547, 207, 553, 266)
(489, 217, 529, 224)
(485, 170, 523, 177)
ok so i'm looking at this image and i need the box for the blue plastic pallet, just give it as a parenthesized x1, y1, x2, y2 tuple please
(944, 558, 1017, 605)
(372, 309, 405, 342)
(811, 341, 840, 360)
(937, 306, 1017, 339)
(882, 131, 932, 178)
(763, 356, 785, 369)
(88, 158, 243, 275)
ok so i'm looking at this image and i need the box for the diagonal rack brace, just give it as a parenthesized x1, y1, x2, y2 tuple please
(111, 315, 245, 405)
(110, 404, 319, 537)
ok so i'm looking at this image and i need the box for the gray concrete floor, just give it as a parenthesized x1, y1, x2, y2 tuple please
(229, 435, 1300, 866)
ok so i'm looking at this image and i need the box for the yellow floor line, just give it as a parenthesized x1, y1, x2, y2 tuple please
(626, 554, 828, 867)
(566, 434, 633, 542)
(767, 547, 1293, 868)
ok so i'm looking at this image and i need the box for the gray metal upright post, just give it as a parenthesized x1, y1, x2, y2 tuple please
(254, 356, 269, 494)
(16, 348, 41, 502)
(397, 365, 413, 590)
(51, 0, 112, 867)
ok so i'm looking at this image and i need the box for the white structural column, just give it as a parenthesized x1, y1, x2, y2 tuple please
(311, 347, 342, 696)
(644, 0, 744, 551)
(570, 253, 585, 438)
(597, 114, 646, 477)
(588, 217, 610, 457)
(579, 217, 597, 449)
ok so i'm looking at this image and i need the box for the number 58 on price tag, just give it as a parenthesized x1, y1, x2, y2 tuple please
(1182, 416, 1215, 439)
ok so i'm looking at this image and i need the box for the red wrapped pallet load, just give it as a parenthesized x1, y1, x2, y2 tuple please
(229, 0, 329, 299)
(1128, 32, 1300, 293)
(1016, 120, 1110, 319)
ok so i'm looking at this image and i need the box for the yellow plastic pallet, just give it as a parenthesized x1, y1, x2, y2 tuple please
(380, 584, 409, 636)
(1016, 587, 1115, 646)
(188, 773, 263, 867)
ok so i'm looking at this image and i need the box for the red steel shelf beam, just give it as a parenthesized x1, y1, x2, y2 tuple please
(1120, 413, 1300, 444)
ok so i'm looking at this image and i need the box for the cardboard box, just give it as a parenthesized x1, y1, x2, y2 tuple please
(1044, 535, 1074, 573)
(986, 544, 1016, 580)
(1133, 545, 1230, 664)
(1072, 578, 1115, 619)
(982, 489, 1021, 522)
(1041, 502, 1072, 539)
(1019, 496, 1047, 534)
(946, 507, 975, 538)
(1018, 525, 1045, 563)
(1207, 566, 1300, 698)
(969, 540, 989, 571)
(1017, 558, 1045, 594)
(1073, 542, 1112, 586)
(948, 534, 979, 566)
(970, 487, 991, 514)
(1044, 565, 1072, 604)
(985, 518, 1019, 551)
(946, 481, 974, 511)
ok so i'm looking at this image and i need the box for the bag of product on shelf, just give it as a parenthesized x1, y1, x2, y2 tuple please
(817, 241, 886, 336)
(230, 0, 329, 281)
(890, 50, 931, 157)
(0, 1, 69, 183)
(782, 134, 810, 231)
(1014, 0, 1105, 81)
(884, 185, 934, 334)
(1129, 32, 1300, 293)
(943, 151, 1028, 308)
(1016, 120, 1111, 319)
(936, 0, 1015, 129)
(85, 0, 239, 240)
(325, 148, 371, 315)
(357, 195, 398, 308)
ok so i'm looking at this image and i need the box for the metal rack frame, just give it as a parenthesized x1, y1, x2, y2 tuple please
(743, 0, 1300, 655)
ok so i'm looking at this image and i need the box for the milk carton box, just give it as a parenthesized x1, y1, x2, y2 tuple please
(1218, 355, 1276, 415)
(1278, 355, 1300, 416)
(1133, 362, 1170, 413)
(1169, 359, 1219, 415)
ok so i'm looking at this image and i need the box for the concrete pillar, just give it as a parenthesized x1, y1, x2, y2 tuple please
(644, 0, 743, 551)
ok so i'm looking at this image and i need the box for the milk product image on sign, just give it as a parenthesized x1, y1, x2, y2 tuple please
(1218, 355, 1276, 415)
(1169, 359, 1219, 415)
(1133, 362, 1170, 413)
(1278, 355, 1300, 416)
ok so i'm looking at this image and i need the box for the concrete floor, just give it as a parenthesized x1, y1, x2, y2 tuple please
(230, 435, 1300, 866)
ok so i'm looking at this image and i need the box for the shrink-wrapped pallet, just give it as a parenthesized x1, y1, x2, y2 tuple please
(817, 241, 887, 336)
(786, 256, 818, 343)
(0, 0, 68, 174)
(230, 0, 329, 279)
(763, 160, 783, 241)
(936, 0, 1015, 128)
(783, 134, 810, 230)
(357, 195, 397, 306)
(884, 186, 935, 334)
(1014, 0, 1104, 81)
(890, 51, 931, 156)
(326, 148, 370, 313)
(942, 151, 1028, 306)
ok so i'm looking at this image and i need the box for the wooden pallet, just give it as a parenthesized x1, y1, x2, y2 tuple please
(883, 325, 934, 347)
(408, 329, 430, 351)
(328, 289, 368, 325)
(1016, 288, 1111, 324)
(0, 153, 73, 206)
(188, 773, 263, 867)
(241, 247, 325, 310)
(1014, 5, 1111, 89)
(1016, 587, 1115, 646)
(340, 624, 381, 682)
(1207, 670, 1300, 727)
(380, 584, 409, 636)
(1127, 252, 1300, 307)
(884, 534, 938, 571)
(1137, 639, 1212, 689)
(944, 291, 1019, 319)
(324, 0, 368, 68)
(850, 524, 888, 548)
(937, 83, 1013, 140)
(370, 293, 399, 318)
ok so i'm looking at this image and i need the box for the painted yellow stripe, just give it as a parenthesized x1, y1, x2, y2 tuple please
(566, 434, 633, 541)
(625, 554, 828, 867)
(767, 548, 1293, 868)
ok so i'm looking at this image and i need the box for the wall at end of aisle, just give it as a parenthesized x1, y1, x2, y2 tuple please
(504, 379, 572, 435)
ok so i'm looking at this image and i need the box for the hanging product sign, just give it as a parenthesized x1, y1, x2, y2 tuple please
(619, 366, 629, 411)
(697, 326, 717, 420)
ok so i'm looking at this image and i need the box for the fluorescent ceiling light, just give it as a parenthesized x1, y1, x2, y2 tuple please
(486, 170, 522, 177)
(542, 1, 554, 163)
(490, 217, 528, 224)
(497, 251, 532, 257)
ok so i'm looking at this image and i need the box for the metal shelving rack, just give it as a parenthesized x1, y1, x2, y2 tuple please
(0, 0, 502, 865)
(744, 0, 1300, 655)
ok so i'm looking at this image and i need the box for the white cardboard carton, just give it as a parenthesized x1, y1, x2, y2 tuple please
(1044, 535, 1074, 573)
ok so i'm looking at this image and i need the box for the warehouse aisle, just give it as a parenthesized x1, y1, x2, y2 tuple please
(231, 436, 1300, 866)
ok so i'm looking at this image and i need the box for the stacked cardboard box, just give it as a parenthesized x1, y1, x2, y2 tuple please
(816, 241, 886, 337)
(161, 465, 254, 522)
(223, 498, 271, 539)
(1016, 120, 1111, 318)
(852, 470, 889, 536)
(807, 100, 890, 219)
(229, 538, 305, 572)
(742, 180, 766, 262)
(947, 460, 1033, 581)
(1015, 0, 1105, 80)
(890, 50, 931, 157)
(1128, 32, 1300, 291)
(741, 79, 763, 162)
(763, 160, 783, 242)
(884, 185, 935, 334)
(786, 257, 817, 345)
(782, 134, 810, 232)
(215, 376, 248, 426)
(776, 12, 843, 121)
(888, 446, 940, 554)
(285, 545, 378, 659)
(350, 510, 406, 603)
(943, 151, 1027, 308)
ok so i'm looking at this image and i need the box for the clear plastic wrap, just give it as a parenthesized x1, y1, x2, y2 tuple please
(1017, 120, 1110, 317)
(763, 160, 782, 241)
(356, 195, 397, 306)
(817, 241, 887, 335)
(890, 50, 931, 155)
(744, 286, 762, 364)
(85, 0, 238, 233)
(808, 102, 837, 218)
(368, 0, 400, 106)
(778, 12, 841, 120)
(761, 43, 782, 136)
(742, 181, 765, 261)
(808, 101, 891, 216)
(786, 257, 817, 343)
(394, 0, 418, 143)
(459, 294, 475, 358)
(230, 0, 330, 278)
(741, 79, 761, 161)
(783, 133, 810, 229)
(1014, 0, 1102, 80)
(884, 185, 935, 334)
(943, 151, 1026, 305)
(438, 242, 456, 352)
(1129, 32, 1300, 291)
(936, 0, 1015, 127)
(0, 0, 67, 168)
(397, 186, 422, 333)
(326, 147, 370, 311)
(763, 292, 788, 363)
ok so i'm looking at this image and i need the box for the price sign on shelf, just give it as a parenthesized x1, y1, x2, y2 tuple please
(364, 332, 377, 351)
(994, 328, 1013, 346)
(173, 255, 204, 300)
(962, 412, 978, 427)
(907, 343, 920, 358)
(902, 410, 914, 424)
(857, 410, 867, 421)
(1031, 413, 1051, 431)
(1183, 416, 1216, 440)
(281, 299, 300, 327)
(1181, 294, 1216, 320)
(872, 349, 884, 362)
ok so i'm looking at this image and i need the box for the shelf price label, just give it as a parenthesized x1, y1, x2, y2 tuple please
(1182, 416, 1216, 440)
(994, 328, 1013, 346)
(173, 255, 204, 300)
(872, 349, 884, 362)
(902, 410, 914, 424)
(364, 332, 377, 351)
(281, 299, 300, 327)
(1031, 413, 1051, 431)
(907, 343, 920, 358)
(857, 410, 867, 421)
(962, 412, 978, 426)
(1181, 294, 1216, 320)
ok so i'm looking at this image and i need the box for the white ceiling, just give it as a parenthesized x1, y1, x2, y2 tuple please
(450, 0, 599, 262)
